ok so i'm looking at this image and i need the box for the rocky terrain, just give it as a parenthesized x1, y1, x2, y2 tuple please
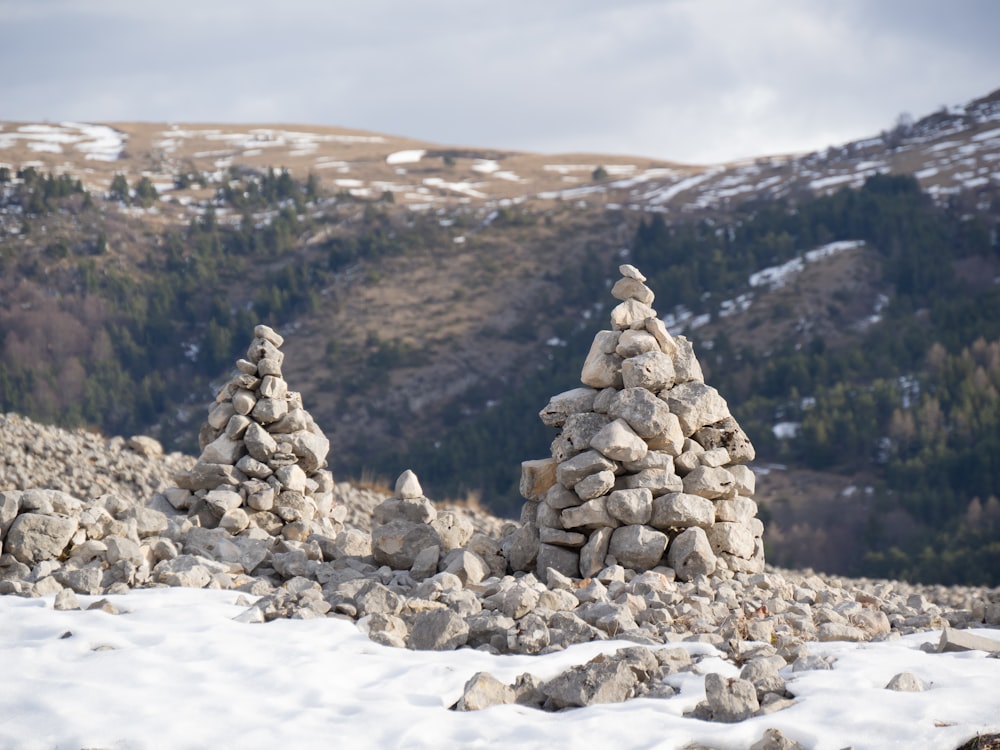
(3, 301, 999, 727)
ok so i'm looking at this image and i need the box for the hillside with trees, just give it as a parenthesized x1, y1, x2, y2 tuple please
(1, 96, 999, 585)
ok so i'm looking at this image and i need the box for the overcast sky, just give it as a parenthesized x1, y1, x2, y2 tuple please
(2, 0, 998, 164)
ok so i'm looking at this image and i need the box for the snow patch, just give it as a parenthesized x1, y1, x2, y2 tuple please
(386, 150, 426, 165)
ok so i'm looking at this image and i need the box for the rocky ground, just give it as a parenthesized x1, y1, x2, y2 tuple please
(2, 410, 999, 732)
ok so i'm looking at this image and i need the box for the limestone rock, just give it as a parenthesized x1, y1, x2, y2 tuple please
(456, 672, 515, 711)
(707, 522, 755, 558)
(703, 672, 760, 722)
(562, 413, 611, 452)
(590, 419, 649, 461)
(621, 351, 675, 392)
(408, 608, 469, 651)
(749, 729, 806, 750)
(556, 451, 616, 489)
(579, 527, 613, 578)
(608, 525, 668, 570)
(939, 627, 1000, 653)
(611, 276, 655, 305)
(573, 470, 616, 501)
(609, 388, 675, 439)
(5, 513, 78, 565)
(610, 299, 657, 331)
(662, 382, 730, 436)
(672, 336, 704, 383)
(536, 543, 580, 579)
(606, 488, 653, 525)
(581, 331, 623, 389)
(667, 527, 717, 581)
(542, 656, 639, 708)
(694, 417, 756, 464)
(651, 492, 715, 530)
(372, 521, 441, 571)
(885, 672, 926, 692)
(615, 329, 660, 358)
(683, 466, 737, 500)
(539, 388, 599, 428)
(0, 492, 21, 537)
(561, 496, 616, 530)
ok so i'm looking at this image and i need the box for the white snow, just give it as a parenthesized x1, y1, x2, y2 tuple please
(2, 589, 998, 750)
(972, 127, 1000, 143)
(423, 176, 487, 199)
(804, 239, 864, 263)
(750, 240, 863, 290)
(0, 122, 125, 161)
(772, 421, 801, 439)
(749, 256, 806, 289)
(642, 169, 722, 205)
(386, 149, 426, 165)
(472, 159, 501, 174)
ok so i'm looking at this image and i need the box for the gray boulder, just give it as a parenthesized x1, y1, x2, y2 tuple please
(408, 609, 469, 651)
(704, 672, 760, 722)
(667, 527, 717, 581)
(622, 351, 675, 392)
(539, 387, 599, 428)
(650, 492, 715, 530)
(608, 525, 668, 570)
(456, 672, 515, 711)
(542, 656, 638, 708)
(5, 513, 78, 565)
(371, 520, 441, 570)
(609, 388, 675, 439)
(661, 381, 730, 436)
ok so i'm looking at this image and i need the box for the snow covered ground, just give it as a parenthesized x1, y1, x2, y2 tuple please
(2, 588, 998, 750)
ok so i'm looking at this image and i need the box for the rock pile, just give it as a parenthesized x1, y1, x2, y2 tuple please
(165, 324, 340, 542)
(513, 264, 762, 581)
(0, 412, 193, 502)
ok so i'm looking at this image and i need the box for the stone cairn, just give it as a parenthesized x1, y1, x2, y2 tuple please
(165, 324, 337, 541)
(512, 264, 763, 582)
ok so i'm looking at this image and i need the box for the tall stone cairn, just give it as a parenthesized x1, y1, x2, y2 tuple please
(167, 324, 336, 540)
(514, 265, 763, 582)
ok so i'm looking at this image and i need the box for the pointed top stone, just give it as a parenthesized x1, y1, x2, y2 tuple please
(619, 264, 646, 282)
(395, 469, 424, 500)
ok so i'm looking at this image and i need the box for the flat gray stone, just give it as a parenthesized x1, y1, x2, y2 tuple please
(939, 627, 1000, 653)
(408, 609, 469, 651)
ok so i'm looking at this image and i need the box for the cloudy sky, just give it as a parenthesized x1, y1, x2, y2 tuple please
(2, 0, 998, 164)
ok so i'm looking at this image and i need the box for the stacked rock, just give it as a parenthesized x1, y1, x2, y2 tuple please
(166, 325, 337, 541)
(370, 469, 505, 584)
(513, 264, 763, 582)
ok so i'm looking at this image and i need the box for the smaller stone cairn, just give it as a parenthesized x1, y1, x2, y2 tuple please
(165, 324, 338, 542)
(513, 264, 763, 582)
